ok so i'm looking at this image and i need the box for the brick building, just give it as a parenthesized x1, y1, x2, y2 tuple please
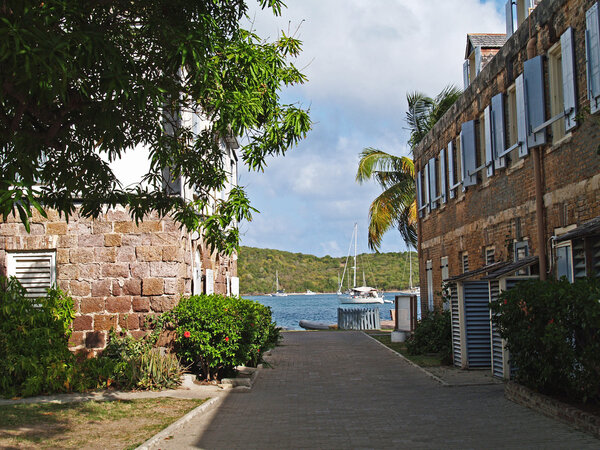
(0, 115, 239, 355)
(413, 0, 600, 372)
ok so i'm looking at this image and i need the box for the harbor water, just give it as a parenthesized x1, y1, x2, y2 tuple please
(245, 292, 421, 330)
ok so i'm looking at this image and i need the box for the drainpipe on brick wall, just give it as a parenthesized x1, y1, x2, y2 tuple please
(527, 16, 548, 280)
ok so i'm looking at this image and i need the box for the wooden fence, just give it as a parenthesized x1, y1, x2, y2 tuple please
(337, 307, 380, 330)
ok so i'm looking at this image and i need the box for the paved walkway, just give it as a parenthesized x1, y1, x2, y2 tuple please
(149, 331, 599, 449)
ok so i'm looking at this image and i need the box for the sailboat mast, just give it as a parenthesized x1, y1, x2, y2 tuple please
(276, 270, 279, 291)
(353, 223, 357, 288)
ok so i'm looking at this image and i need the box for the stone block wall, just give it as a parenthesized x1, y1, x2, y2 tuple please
(0, 206, 236, 354)
(413, 0, 600, 310)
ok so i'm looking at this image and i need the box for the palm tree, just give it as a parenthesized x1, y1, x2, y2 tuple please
(357, 85, 461, 251)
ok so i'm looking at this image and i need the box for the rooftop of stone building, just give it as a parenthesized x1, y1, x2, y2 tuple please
(465, 33, 507, 58)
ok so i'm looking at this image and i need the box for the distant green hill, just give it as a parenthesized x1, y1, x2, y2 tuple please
(238, 246, 419, 295)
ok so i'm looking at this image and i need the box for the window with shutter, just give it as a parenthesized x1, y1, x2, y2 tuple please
(505, 84, 519, 157)
(463, 60, 470, 89)
(548, 42, 566, 143)
(423, 164, 430, 212)
(426, 260, 434, 311)
(428, 158, 438, 210)
(484, 106, 494, 178)
(6, 252, 56, 298)
(555, 242, 574, 282)
(515, 74, 530, 157)
(514, 240, 530, 275)
(475, 47, 482, 76)
(162, 167, 182, 196)
(447, 142, 456, 199)
(439, 148, 447, 204)
(193, 250, 202, 295)
(205, 268, 214, 294)
(230, 276, 240, 296)
(416, 169, 424, 218)
(485, 247, 496, 265)
(561, 27, 577, 131)
(524, 55, 547, 147)
(506, 0, 514, 37)
(491, 93, 507, 169)
(461, 121, 478, 187)
(586, 2, 600, 114)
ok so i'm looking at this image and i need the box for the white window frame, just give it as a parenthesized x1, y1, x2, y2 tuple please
(426, 259, 434, 311)
(205, 268, 214, 295)
(548, 41, 566, 143)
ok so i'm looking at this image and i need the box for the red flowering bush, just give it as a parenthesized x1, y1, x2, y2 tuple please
(491, 277, 600, 402)
(166, 294, 280, 381)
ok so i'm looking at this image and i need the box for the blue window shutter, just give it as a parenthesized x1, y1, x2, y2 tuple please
(461, 121, 477, 187)
(416, 170, 423, 217)
(447, 141, 455, 199)
(484, 105, 494, 177)
(515, 74, 529, 157)
(428, 158, 437, 210)
(439, 149, 447, 204)
(524, 55, 546, 147)
(491, 93, 507, 169)
(475, 47, 482, 75)
(561, 27, 577, 131)
(463, 60, 470, 89)
(423, 164, 430, 212)
(506, 0, 514, 37)
(586, 3, 600, 114)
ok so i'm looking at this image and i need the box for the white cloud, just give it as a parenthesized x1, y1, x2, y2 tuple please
(238, 1, 507, 256)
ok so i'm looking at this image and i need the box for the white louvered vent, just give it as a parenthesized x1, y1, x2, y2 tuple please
(6, 252, 56, 298)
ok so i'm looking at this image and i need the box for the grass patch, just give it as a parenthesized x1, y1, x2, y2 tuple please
(0, 397, 206, 449)
(367, 333, 445, 367)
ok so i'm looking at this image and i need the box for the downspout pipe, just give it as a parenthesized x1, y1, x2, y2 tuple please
(527, 15, 548, 280)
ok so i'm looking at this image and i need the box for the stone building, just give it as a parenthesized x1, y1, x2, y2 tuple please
(0, 116, 239, 355)
(413, 0, 600, 372)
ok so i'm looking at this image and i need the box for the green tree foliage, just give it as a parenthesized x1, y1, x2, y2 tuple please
(357, 85, 461, 251)
(238, 246, 419, 295)
(0, 0, 311, 253)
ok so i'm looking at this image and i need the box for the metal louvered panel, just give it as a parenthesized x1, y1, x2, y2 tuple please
(573, 240, 587, 279)
(464, 281, 491, 368)
(489, 281, 504, 378)
(449, 282, 462, 368)
(592, 237, 600, 277)
(7, 252, 56, 298)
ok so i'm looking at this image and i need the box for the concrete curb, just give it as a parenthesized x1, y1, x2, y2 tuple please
(505, 381, 600, 440)
(135, 396, 222, 450)
(363, 332, 449, 386)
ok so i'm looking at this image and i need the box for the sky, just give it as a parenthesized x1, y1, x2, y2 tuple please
(236, 0, 507, 257)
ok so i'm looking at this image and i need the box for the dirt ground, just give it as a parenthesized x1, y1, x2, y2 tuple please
(0, 397, 205, 449)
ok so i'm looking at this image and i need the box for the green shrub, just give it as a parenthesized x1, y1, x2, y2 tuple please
(0, 277, 76, 397)
(166, 294, 280, 380)
(97, 325, 183, 390)
(405, 309, 452, 365)
(0, 277, 184, 396)
(491, 277, 600, 403)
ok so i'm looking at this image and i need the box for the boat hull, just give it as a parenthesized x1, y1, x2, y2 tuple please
(339, 296, 385, 304)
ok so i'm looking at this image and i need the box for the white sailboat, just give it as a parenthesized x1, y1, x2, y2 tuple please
(272, 270, 287, 297)
(338, 223, 384, 304)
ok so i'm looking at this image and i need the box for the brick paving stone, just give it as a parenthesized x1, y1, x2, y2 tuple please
(149, 331, 600, 449)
